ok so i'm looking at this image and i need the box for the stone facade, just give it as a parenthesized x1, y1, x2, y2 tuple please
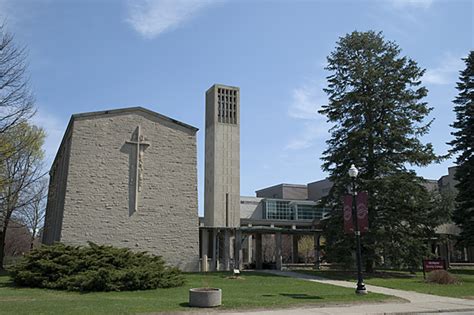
(43, 124, 72, 245)
(42, 107, 200, 271)
(438, 166, 458, 194)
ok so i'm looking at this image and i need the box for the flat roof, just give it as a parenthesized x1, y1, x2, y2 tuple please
(307, 178, 332, 185)
(256, 183, 307, 193)
(208, 83, 240, 90)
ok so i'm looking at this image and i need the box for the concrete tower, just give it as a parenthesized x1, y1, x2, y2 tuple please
(204, 84, 240, 227)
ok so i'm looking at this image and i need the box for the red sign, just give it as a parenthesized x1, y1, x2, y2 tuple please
(422, 259, 447, 279)
(423, 259, 446, 272)
(357, 192, 369, 233)
(343, 195, 354, 234)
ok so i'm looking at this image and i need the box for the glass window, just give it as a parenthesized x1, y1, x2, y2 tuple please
(297, 204, 323, 220)
(264, 200, 294, 220)
(264, 200, 329, 221)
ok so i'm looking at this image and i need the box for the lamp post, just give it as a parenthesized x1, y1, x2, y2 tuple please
(349, 164, 367, 295)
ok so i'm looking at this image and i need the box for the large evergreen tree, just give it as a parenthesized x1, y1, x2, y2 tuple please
(319, 31, 444, 272)
(449, 51, 474, 246)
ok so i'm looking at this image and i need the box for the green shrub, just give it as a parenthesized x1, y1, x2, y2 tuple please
(426, 270, 460, 285)
(10, 242, 185, 291)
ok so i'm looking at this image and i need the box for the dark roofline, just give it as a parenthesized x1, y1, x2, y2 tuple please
(71, 107, 198, 132)
(49, 117, 74, 175)
(206, 83, 240, 94)
(307, 178, 332, 186)
(49, 106, 198, 174)
(255, 183, 307, 193)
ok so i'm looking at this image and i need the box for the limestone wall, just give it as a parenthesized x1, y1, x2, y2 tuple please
(42, 125, 72, 244)
(58, 110, 199, 271)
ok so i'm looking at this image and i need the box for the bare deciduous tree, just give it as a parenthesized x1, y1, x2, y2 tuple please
(262, 234, 275, 262)
(298, 235, 314, 263)
(0, 22, 41, 269)
(0, 23, 34, 137)
(0, 122, 45, 270)
(12, 177, 47, 250)
(4, 220, 30, 258)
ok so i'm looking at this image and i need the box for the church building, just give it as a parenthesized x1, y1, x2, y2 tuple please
(42, 107, 200, 271)
(42, 84, 327, 273)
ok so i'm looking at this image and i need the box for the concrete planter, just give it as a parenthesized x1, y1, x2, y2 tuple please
(189, 288, 222, 308)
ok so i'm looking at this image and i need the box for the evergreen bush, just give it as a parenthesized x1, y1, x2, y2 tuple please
(10, 242, 185, 291)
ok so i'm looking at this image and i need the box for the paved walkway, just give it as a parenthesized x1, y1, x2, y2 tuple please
(223, 270, 474, 315)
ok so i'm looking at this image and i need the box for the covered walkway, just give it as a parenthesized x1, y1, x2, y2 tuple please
(199, 226, 323, 272)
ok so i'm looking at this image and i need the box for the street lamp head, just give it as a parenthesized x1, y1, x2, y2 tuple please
(348, 164, 359, 178)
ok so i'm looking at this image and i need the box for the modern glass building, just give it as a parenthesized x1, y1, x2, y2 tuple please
(263, 199, 328, 221)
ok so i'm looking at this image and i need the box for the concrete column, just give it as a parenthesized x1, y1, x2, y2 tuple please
(314, 233, 321, 270)
(292, 235, 299, 263)
(212, 229, 218, 271)
(255, 233, 263, 269)
(223, 229, 230, 271)
(201, 229, 209, 272)
(246, 234, 253, 263)
(230, 234, 235, 262)
(276, 232, 282, 271)
(446, 239, 451, 268)
(235, 229, 242, 270)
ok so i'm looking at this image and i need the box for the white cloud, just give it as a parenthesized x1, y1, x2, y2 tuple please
(31, 107, 68, 169)
(423, 54, 464, 85)
(285, 122, 328, 150)
(126, 0, 220, 39)
(286, 81, 329, 150)
(389, 0, 434, 9)
(288, 82, 325, 120)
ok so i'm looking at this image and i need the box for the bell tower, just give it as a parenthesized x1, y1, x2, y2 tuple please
(204, 84, 240, 227)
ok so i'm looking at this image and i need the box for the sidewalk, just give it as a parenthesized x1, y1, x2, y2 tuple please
(223, 270, 474, 315)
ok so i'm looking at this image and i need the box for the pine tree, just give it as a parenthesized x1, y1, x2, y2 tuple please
(319, 31, 443, 272)
(449, 51, 474, 246)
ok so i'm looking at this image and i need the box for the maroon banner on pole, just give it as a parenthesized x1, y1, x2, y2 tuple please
(343, 195, 354, 234)
(357, 191, 369, 234)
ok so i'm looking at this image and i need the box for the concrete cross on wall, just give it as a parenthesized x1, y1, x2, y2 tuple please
(126, 125, 150, 213)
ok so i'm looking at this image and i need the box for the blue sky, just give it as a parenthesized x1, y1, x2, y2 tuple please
(1, 0, 472, 214)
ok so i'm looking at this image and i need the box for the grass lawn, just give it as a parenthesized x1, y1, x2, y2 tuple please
(295, 269, 474, 299)
(0, 271, 394, 314)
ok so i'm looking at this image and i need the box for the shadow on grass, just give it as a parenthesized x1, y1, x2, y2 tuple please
(299, 270, 417, 281)
(280, 293, 322, 300)
(0, 273, 17, 289)
(179, 302, 223, 309)
(210, 271, 285, 279)
(0, 280, 15, 289)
